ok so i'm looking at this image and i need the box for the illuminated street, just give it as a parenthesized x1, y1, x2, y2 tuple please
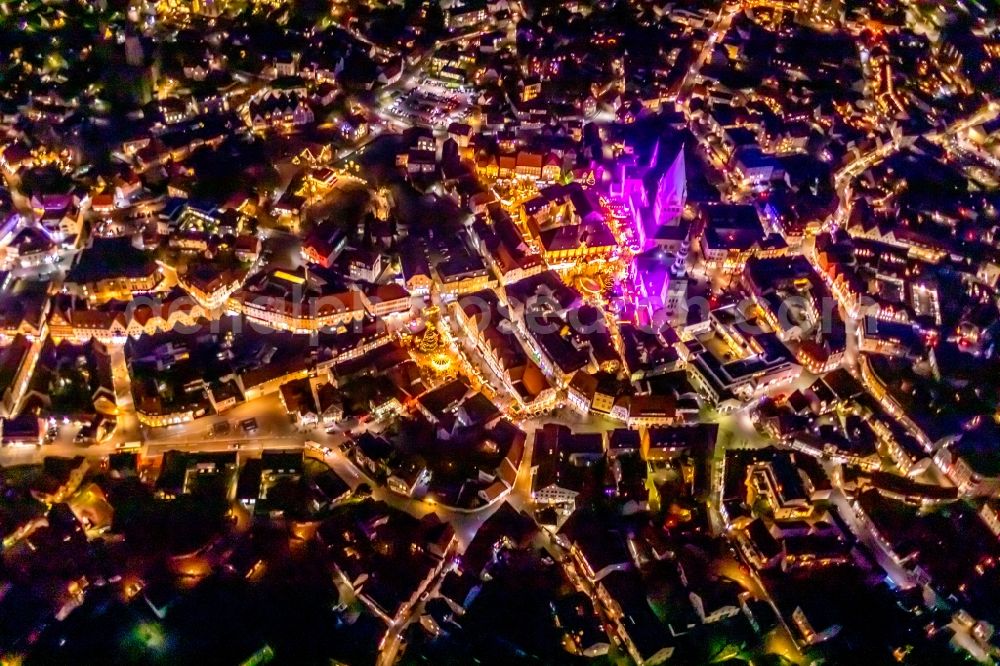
(0, 0, 998, 664)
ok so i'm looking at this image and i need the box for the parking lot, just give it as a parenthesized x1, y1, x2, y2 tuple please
(386, 76, 473, 127)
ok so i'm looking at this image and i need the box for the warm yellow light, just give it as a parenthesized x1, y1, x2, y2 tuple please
(273, 270, 305, 285)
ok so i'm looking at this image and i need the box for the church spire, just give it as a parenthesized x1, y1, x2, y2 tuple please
(654, 144, 686, 227)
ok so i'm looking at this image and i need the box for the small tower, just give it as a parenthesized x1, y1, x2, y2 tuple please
(672, 237, 690, 276)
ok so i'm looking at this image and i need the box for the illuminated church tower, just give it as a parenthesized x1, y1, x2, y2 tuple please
(635, 144, 686, 250)
(653, 147, 686, 231)
(613, 139, 687, 251)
